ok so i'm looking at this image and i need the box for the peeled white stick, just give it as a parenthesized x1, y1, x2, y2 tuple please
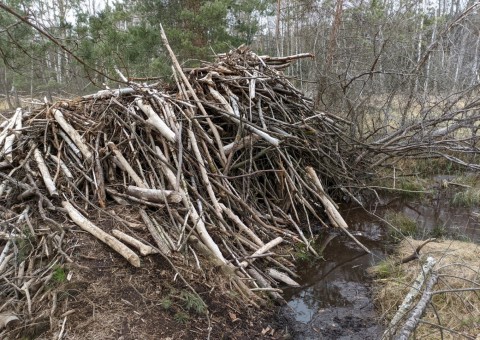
(239, 237, 283, 268)
(209, 86, 280, 146)
(111, 229, 157, 256)
(62, 201, 140, 267)
(107, 142, 148, 188)
(266, 268, 300, 287)
(53, 109, 92, 161)
(3, 108, 22, 162)
(155, 146, 227, 264)
(126, 186, 181, 203)
(49, 154, 73, 179)
(136, 98, 176, 143)
(0, 108, 20, 152)
(306, 166, 371, 254)
(33, 147, 58, 197)
(220, 203, 264, 247)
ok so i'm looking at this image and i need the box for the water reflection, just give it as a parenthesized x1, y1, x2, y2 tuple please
(285, 193, 479, 327)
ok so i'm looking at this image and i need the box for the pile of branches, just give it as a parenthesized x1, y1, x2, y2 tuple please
(0, 36, 368, 335)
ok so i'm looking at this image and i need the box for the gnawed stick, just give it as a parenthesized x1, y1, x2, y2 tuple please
(107, 142, 148, 188)
(224, 135, 262, 156)
(53, 109, 92, 161)
(33, 147, 58, 197)
(111, 229, 157, 256)
(62, 200, 140, 267)
(219, 203, 264, 247)
(266, 268, 300, 287)
(155, 146, 227, 264)
(400, 238, 436, 264)
(94, 132, 106, 208)
(160, 24, 227, 164)
(306, 166, 371, 254)
(239, 237, 283, 268)
(247, 268, 285, 302)
(0, 108, 20, 151)
(2, 108, 22, 163)
(126, 186, 182, 204)
(49, 154, 73, 179)
(135, 98, 176, 143)
(139, 209, 172, 256)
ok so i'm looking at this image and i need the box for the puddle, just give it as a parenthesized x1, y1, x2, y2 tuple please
(281, 187, 480, 339)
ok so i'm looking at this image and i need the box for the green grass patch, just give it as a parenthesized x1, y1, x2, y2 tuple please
(370, 258, 404, 279)
(52, 265, 68, 284)
(385, 211, 418, 241)
(180, 291, 206, 315)
(173, 311, 190, 324)
(452, 188, 480, 207)
(159, 297, 173, 310)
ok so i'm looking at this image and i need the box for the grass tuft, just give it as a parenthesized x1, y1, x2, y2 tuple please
(452, 188, 480, 207)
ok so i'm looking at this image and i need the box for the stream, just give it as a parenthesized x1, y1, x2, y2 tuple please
(280, 183, 480, 339)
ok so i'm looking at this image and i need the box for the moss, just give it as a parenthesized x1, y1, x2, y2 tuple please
(371, 258, 404, 279)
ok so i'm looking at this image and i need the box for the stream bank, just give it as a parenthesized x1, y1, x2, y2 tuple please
(279, 177, 480, 339)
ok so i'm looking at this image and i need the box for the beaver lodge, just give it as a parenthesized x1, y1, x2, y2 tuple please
(1, 29, 479, 338)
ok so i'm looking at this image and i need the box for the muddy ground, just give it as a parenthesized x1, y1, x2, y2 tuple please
(34, 230, 295, 340)
(33, 225, 384, 339)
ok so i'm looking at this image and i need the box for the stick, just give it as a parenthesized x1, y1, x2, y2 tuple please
(111, 229, 157, 256)
(266, 268, 300, 287)
(395, 273, 439, 340)
(135, 98, 176, 143)
(306, 166, 371, 254)
(107, 142, 148, 188)
(53, 109, 92, 161)
(33, 147, 59, 197)
(382, 256, 437, 339)
(239, 237, 283, 268)
(62, 200, 140, 267)
(126, 186, 182, 204)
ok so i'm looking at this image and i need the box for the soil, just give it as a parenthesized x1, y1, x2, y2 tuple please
(35, 231, 292, 340)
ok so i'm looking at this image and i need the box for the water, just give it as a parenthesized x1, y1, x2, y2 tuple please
(281, 188, 480, 339)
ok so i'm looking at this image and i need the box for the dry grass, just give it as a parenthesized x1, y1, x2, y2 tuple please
(371, 238, 480, 339)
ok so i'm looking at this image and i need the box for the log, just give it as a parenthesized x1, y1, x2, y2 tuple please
(62, 201, 140, 267)
(126, 186, 182, 204)
(382, 256, 437, 339)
